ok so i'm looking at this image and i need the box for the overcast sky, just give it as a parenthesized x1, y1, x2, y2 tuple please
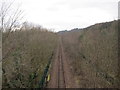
(4, 0, 119, 31)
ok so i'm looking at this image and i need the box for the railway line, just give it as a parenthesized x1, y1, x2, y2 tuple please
(47, 38, 77, 88)
(58, 44, 66, 88)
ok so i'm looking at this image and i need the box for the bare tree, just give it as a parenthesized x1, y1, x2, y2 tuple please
(0, 1, 24, 88)
(0, 0, 23, 42)
(0, 0, 24, 61)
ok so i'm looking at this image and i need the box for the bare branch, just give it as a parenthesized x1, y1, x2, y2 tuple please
(1, 0, 24, 42)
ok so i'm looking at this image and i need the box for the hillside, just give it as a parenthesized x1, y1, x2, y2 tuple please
(61, 20, 119, 88)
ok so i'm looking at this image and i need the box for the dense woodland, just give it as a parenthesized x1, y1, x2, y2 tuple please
(2, 25, 58, 88)
(61, 20, 119, 88)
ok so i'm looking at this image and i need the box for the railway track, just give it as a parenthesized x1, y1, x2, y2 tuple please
(58, 44, 66, 88)
(47, 38, 76, 88)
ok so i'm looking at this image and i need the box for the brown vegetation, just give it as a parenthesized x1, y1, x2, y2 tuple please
(2, 27, 58, 88)
(61, 20, 119, 88)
